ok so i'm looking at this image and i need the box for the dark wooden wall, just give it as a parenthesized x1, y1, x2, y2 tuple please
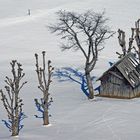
(100, 72, 140, 99)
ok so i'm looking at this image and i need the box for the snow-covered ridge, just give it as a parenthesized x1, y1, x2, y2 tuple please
(0, 0, 87, 27)
(0, 9, 53, 27)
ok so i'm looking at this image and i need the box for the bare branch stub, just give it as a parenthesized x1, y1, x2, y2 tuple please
(49, 10, 114, 99)
(134, 19, 140, 61)
(117, 29, 126, 57)
(0, 60, 27, 136)
(35, 51, 54, 125)
(128, 28, 135, 53)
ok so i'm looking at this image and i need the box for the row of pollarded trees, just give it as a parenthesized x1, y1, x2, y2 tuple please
(2, 9, 130, 137)
(1, 10, 114, 137)
(0, 51, 53, 136)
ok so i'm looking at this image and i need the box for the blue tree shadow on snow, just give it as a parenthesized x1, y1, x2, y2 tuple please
(54, 67, 100, 98)
(54, 61, 116, 98)
(34, 98, 53, 119)
(2, 112, 27, 132)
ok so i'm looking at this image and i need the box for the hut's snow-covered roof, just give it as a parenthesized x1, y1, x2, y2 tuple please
(98, 53, 140, 88)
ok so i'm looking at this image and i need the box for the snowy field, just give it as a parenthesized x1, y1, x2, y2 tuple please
(0, 0, 140, 139)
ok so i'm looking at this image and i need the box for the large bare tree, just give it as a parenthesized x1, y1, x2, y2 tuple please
(0, 60, 27, 136)
(49, 10, 114, 99)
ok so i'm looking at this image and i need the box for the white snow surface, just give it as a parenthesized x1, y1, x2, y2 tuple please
(0, 0, 140, 140)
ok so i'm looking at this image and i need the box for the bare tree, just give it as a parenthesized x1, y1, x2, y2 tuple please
(117, 19, 140, 61)
(134, 19, 140, 61)
(117, 29, 126, 57)
(128, 28, 135, 53)
(117, 28, 135, 58)
(0, 60, 27, 136)
(28, 9, 31, 16)
(49, 10, 114, 99)
(35, 51, 54, 125)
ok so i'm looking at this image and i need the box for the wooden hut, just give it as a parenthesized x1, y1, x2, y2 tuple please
(97, 53, 140, 99)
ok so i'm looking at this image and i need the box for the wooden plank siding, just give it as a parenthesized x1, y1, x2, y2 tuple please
(98, 53, 140, 99)
(99, 72, 140, 99)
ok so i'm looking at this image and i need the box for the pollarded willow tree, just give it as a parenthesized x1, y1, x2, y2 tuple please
(117, 28, 134, 58)
(49, 10, 115, 99)
(0, 60, 27, 136)
(134, 19, 140, 61)
(35, 51, 54, 125)
(117, 19, 140, 61)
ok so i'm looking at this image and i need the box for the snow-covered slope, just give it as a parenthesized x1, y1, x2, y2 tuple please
(0, 0, 140, 139)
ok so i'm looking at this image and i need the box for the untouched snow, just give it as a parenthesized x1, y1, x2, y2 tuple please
(0, 0, 140, 139)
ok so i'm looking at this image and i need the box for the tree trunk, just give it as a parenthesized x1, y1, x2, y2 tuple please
(43, 109, 49, 125)
(43, 94, 49, 125)
(12, 120, 19, 136)
(138, 48, 140, 62)
(12, 91, 19, 136)
(85, 72, 94, 99)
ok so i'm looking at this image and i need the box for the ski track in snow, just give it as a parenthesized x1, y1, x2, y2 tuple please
(50, 100, 122, 140)
(96, 98, 140, 140)
(102, 105, 122, 140)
